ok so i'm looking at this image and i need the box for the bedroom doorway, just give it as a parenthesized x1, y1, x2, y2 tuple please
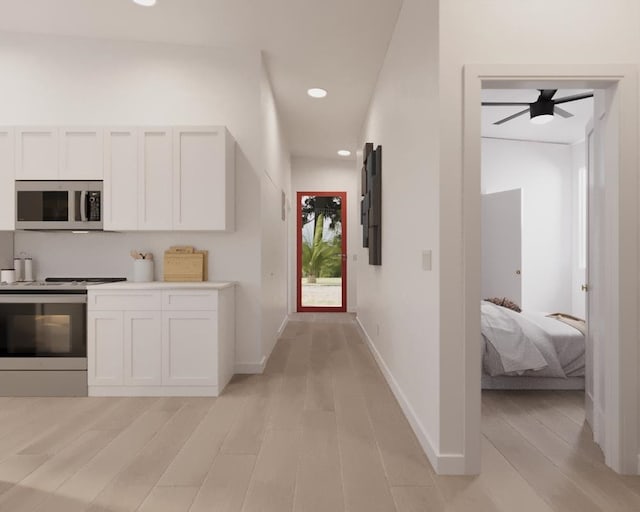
(296, 191, 347, 312)
(480, 85, 591, 391)
(462, 65, 639, 475)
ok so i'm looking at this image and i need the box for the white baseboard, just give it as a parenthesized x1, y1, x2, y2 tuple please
(234, 356, 266, 374)
(355, 317, 466, 474)
(277, 315, 289, 336)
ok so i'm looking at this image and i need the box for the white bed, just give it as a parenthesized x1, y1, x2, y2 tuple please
(481, 301, 585, 390)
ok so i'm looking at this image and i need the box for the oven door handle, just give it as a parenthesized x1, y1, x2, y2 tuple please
(0, 294, 87, 304)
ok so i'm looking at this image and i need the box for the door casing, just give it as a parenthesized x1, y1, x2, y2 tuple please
(296, 191, 347, 313)
(461, 64, 639, 475)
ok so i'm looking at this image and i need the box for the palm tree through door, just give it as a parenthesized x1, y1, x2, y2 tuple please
(297, 192, 347, 312)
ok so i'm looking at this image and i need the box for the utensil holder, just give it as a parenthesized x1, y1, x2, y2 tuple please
(133, 259, 154, 282)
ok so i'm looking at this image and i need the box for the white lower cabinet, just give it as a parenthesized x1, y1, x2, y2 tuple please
(125, 311, 162, 386)
(163, 310, 217, 386)
(88, 284, 235, 396)
(88, 311, 124, 386)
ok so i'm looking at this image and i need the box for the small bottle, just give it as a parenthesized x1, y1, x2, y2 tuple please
(23, 258, 33, 282)
(13, 257, 23, 282)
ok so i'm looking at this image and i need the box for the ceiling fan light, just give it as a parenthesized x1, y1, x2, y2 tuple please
(530, 114, 554, 125)
(530, 99, 554, 124)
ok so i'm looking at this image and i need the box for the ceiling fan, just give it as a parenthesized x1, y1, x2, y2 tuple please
(482, 89, 594, 126)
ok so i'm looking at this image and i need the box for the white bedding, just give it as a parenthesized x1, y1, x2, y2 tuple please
(481, 301, 585, 379)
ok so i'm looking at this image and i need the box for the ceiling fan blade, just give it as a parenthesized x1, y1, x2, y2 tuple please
(554, 92, 594, 105)
(554, 106, 574, 118)
(493, 108, 530, 125)
(539, 89, 558, 101)
(482, 101, 531, 106)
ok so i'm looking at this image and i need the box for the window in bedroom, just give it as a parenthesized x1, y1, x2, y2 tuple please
(578, 166, 587, 269)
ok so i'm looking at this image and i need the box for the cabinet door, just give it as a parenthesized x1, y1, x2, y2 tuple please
(124, 311, 162, 386)
(162, 310, 217, 386)
(0, 128, 15, 231)
(138, 128, 173, 230)
(59, 127, 103, 179)
(173, 127, 233, 231)
(87, 311, 124, 386)
(104, 128, 138, 230)
(15, 127, 59, 179)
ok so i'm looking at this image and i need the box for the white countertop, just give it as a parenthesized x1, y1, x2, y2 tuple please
(87, 281, 235, 290)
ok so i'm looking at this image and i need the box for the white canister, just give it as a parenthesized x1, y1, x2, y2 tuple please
(13, 258, 23, 282)
(133, 259, 154, 282)
(23, 258, 33, 282)
(1, 269, 16, 284)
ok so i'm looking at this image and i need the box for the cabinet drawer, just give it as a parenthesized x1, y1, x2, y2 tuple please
(162, 290, 218, 311)
(89, 291, 162, 310)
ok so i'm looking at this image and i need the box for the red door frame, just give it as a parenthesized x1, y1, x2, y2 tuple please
(297, 191, 347, 312)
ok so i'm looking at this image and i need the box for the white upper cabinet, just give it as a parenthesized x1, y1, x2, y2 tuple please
(16, 127, 104, 180)
(138, 128, 173, 230)
(59, 127, 104, 179)
(15, 127, 59, 179)
(104, 128, 138, 231)
(9, 125, 235, 232)
(173, 127, 235, 231)
(0, 128, 15, 231)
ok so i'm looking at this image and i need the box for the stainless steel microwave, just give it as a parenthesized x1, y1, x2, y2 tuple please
(15, 181, 103, 231)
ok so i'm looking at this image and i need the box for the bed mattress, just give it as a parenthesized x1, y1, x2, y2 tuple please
(481, 301, 585, 382)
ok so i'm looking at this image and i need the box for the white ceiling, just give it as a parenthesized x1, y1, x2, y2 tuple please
(0, 0, 404, 160)
(482, 89, 594, 144)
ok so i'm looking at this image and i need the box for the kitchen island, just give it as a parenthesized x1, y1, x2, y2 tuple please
(87, 281, 235, 397)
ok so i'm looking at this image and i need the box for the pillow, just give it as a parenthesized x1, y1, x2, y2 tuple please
(484, 297, 522, 313)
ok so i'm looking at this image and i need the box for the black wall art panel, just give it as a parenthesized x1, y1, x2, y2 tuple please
(360, 142, 381, 265)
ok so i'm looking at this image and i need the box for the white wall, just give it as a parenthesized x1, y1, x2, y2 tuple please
(290, 157, 359, 313)
(0, 31, 281, 370)
(438, 0, 640, 472)
(358, 0, 640, 474)
(481, 138, 573, 312)
(260, 61, 291, 361)
(0, 232, 12, 269)
(358, 0, 442, 467)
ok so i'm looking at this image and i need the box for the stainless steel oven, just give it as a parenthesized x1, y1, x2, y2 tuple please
(15, 180, 103, 231)
(0, 291, 88, 396)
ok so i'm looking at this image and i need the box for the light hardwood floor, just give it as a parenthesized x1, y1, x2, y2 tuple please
(0, 314, 638, 511)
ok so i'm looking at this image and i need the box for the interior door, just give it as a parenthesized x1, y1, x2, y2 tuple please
(481, 189, 522, 305)
(585, 109, 606, 450)
(297, 192, 347, 312)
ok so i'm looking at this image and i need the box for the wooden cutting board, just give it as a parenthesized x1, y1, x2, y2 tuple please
(163, 246, 208, 282)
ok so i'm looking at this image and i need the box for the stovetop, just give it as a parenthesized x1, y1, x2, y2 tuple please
(0, 277, 127, 293)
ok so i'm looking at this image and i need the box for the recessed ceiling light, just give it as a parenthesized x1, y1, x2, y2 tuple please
(307, 88, 327, 98)
(133, 0, 156, 6)
(337, 150, 351, 157)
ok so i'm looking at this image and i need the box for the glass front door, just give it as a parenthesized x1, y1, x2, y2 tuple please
(297, 192, 347, 312)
